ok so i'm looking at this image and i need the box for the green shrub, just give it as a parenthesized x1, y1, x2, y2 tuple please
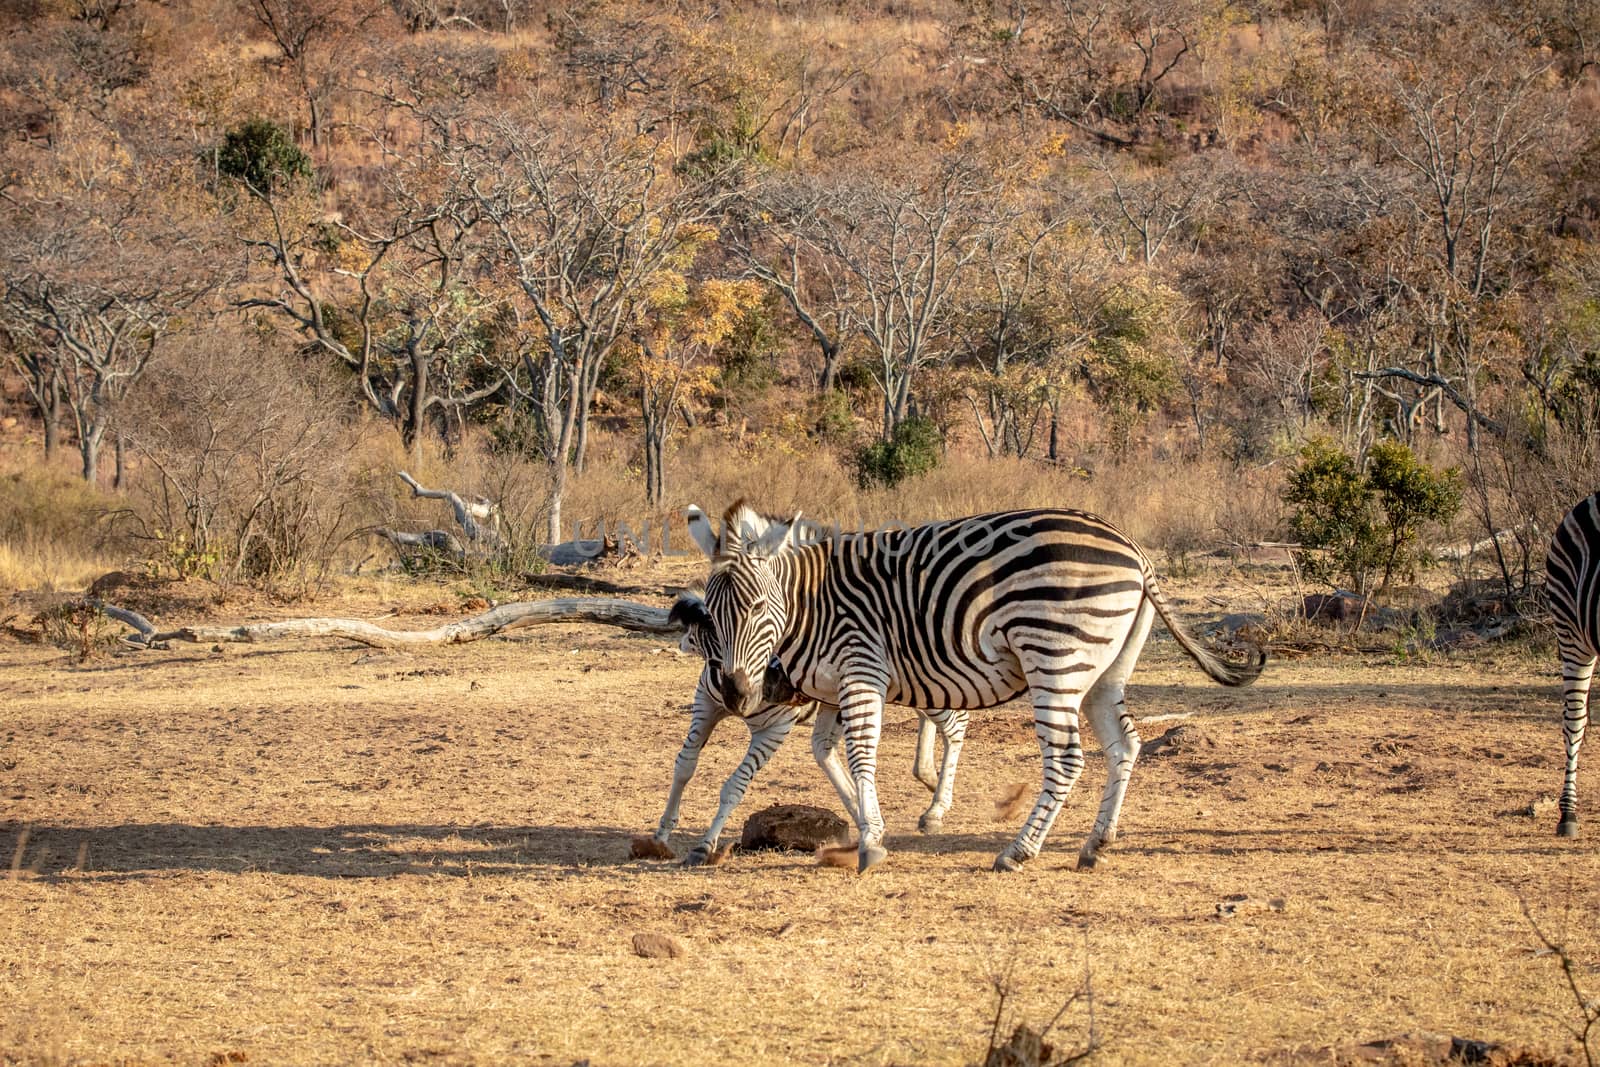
(215, 118, 311, 196)
(1284, 437, 1461, 595)
(856, 415, 942, 488)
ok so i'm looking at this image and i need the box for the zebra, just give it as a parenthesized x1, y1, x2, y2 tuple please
(687, 502, 1265, 872)
(648, 586, 967, 864)
(1547, 491, 1599, 838)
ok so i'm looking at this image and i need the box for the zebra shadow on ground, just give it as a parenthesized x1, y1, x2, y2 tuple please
(1, 820, 655, 883)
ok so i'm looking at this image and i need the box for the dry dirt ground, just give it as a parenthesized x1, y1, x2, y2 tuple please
(2, 567, 1598, 1066)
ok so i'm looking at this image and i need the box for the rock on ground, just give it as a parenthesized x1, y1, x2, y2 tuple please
(1142, 723, 1219, 758)
(739, 804, 848, 852)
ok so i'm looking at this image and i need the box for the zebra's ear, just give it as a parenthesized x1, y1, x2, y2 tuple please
(751, 510, 803, 557)
(685, 506, 720, 559)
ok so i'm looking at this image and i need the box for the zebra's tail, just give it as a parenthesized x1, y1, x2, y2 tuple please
(1142, 567, 1266, 687)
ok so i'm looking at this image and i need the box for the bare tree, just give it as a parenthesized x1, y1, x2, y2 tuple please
(1094, 152, 1240, 266)
(726, 178, 856, 395)
(0, 121, 221, 484)
(458, 116, 745, 542)
(1360, 40, 1559, 447)
(0, 323, 66, 460)
(951, 214, 1095, 459)
(241, 0, 382, 151)
(799, 159, 997, 437)
(236, 137, 504, 462)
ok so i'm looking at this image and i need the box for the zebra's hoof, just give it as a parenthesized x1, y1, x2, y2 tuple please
(1557, 817, 1579, 838)
(992, 853, 1025, 873)
(857, 843, 888, 873)
(917, 814, 942, 834)
(1076, 849, 1099, 871)
(681, 847, 712, 867)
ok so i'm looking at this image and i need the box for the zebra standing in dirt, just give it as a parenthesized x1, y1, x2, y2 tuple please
(1547, 491, 1600, 838)
(649, 587, 964, 864)
(687, 502, 1265, 873)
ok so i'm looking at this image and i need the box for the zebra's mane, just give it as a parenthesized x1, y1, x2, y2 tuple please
(714, 499, 802, 567)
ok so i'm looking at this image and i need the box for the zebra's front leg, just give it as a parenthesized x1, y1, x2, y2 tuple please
(655, 704, 725, 847)
(912, 716, 939, 792)
(683, 716, 797, 866)
(839, 672, 889, 873)
(810, 705, 863, 826)
(917, 708, 968, 834)
(1557, 648, 1595, 838)
(995, 691, 1086, 873)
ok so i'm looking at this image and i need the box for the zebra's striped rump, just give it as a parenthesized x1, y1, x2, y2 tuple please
(1547, 491, 1600, 837)
(691, 502, 1264, 872)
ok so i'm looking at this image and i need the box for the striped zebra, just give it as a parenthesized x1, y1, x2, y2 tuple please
(687, 502, 1265, 872)
(649, 587, 966, 864)
(1547, 491, 1599, 838)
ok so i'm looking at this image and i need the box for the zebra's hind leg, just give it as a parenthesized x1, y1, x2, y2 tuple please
(912, 717, 940, 792)
(1077, 683, 1140, 870)
(810, 706, 863, 826)
(994, 687, 1089, 873)
(917, 708, 969, 834)
(1557, 646, 1595, 838)
(1078, 598, 1155, 870)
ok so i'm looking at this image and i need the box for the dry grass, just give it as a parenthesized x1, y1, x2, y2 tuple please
(556, 428, 1285, 559)
(0, 541, 116, 594)
(1, 563, 1595, 1065)
(0, 463, 123, 593)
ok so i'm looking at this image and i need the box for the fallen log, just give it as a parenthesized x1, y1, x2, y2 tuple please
(129, 597, 678, 650)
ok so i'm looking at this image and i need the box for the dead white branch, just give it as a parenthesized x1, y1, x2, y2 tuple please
(141, 597, 676, 649)
(395, 469, 504, 550)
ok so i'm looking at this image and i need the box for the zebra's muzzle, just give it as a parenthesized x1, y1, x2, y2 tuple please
(721, 667, 759, 716)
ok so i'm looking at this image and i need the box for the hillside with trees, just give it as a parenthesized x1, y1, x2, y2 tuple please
(2, 0, 1597, 599)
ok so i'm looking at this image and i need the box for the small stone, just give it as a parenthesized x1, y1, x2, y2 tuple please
(631, 932, 686, 959)
(1143, 724, 1219, 758)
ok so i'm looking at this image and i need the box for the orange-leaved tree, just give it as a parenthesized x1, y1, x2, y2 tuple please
(630, 266, 763, 507)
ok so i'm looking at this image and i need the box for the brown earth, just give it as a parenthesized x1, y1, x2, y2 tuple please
(1, 569, 1597, 1065)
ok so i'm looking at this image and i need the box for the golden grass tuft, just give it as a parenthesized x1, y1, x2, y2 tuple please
(0, 541, 117, 594)
(993, 782, 1032, 823)
(814, 842, 858, 869)
(629, 835, 676, 861)
(0, 463, 123, 593)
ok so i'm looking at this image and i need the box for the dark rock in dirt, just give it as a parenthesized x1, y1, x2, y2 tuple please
(631, 932, 686, 959)
(983, 1024, 1055, 1067)
(1142, 724, 1219, 758)
(1303, 591, 1368, 622)
(739, 804, 848, 852)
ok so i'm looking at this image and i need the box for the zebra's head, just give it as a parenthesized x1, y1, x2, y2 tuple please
(687, 501, 801, 716)
(671, 584, 801, 712)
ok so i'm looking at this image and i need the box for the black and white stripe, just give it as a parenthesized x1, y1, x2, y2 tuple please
(688, 503, 1264, 872)
(647, 588, 960, 864)
(1547, 491, 1600, 838)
